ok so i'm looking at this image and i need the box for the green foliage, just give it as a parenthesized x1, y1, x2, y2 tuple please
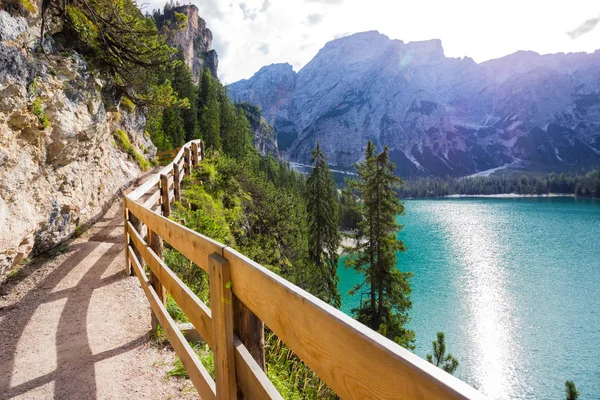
(161, 107, 186, 148)
(30, 98, 50, 129)
(426, 332, 459, 374)
(307, 143, 341, 307)
(338, 189, 361, 231)
(565, 380, 579, 400)
(145, 108, 171, 152)
(345, 141, 415, 349)
(173, 11, 188, 30)
(266, 332, 336, 399)
(199, 68, 221, 150)
(120, 96, 136, 113)
(19, 0, 35, 13)
(27, 77, 39, 94)
(52, 0, 178, 106)
(166, 295, 188, 322)
(168, 343, 214, 379)
(112, 129, 151, 170)
(398, 169, 600, 198)
(164, 248, 210, 304)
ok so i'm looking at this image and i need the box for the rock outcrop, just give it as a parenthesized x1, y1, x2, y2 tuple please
(228, 31, 600, 176)
(156, 4, 218, 81)
(237, 103, 279, 156)
(0, 10, 154, 278)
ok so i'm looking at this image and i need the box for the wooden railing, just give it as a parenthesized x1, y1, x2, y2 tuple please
(123, 140, 486, 400)
(155, 146, 186, 165)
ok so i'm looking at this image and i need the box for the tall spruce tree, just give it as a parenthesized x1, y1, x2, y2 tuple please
(172, 53, 200, 142)
(307, 143, 341, 307)
(346, 141, 415, 348)
(161, 107, 186, 148)
(198, 68, 221, 150)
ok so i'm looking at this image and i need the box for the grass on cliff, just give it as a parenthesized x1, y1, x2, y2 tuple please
(113, 129, 151, 170)
(31, 98, 50, 129)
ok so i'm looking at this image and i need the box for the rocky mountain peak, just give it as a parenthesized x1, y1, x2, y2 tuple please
(227, 63, 297, 125)
(157, 4, 218, 81)
(229, 32, 600, 177)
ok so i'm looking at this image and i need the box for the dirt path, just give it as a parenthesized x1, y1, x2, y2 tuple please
(0, 200, 197, 399)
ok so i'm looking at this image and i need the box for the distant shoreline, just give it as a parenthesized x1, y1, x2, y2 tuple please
(443, 193, 575, 198)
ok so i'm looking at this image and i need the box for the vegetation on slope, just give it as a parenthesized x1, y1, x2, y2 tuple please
(398, 169, 600, 198)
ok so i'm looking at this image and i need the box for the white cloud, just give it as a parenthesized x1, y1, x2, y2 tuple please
(144, 0, 600, 84)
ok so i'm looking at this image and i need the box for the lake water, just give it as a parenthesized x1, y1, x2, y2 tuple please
(338, 197, 600, 400)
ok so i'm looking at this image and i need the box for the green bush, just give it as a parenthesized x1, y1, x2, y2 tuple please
(120, 96, 136, 113)
(31, 98, 50, 129)
(112, 129, 151, 170)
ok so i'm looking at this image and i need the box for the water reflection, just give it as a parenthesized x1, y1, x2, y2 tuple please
(433, 203, 522, 399)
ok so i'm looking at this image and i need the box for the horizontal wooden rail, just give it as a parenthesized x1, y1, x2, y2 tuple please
(123, 139, 486, 400)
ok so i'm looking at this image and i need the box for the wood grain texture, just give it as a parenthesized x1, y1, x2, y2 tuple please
(148, 229, 165, 332)
(128, 244, 217, 400)
(125, 198, 224, 272)
(160, 174, 171, 217)
(184, 147, 191, 176)
(143, 189, 161, 209)
(123, 200, 131, 276)
(191, 142, 199, 167)
(234, 297, 265, 370)
(233, 337, 282, 400)
(223, 247, 486, 400)
(127, 221, 213, 347)
(209, 254, 237, 400)
(173, 163, 181, 202)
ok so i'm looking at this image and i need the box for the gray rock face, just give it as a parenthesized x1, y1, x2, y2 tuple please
(0, 11, 154, 278)
(228, 31, 600, 176)
(0, 11, 27, 42)
(228, 63, 297, 125)
(161, 5, 218, 81)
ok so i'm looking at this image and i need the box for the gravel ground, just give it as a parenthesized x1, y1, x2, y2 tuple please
(0, 200, 198, 400)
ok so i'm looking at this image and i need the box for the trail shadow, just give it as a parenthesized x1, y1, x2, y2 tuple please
(0, 206, 145, 400)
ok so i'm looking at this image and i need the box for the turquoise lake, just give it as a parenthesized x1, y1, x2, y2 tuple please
(337, 197, 600, 400)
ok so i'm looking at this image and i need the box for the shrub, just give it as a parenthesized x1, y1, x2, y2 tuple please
(112, 129, 151, 170)
(30, 98, 50, 129)
(120, 96, 136, 113)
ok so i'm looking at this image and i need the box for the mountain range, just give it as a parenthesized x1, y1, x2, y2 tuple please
(228, 31, 600, 177)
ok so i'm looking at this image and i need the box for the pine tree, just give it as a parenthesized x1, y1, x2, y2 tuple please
(172, 53, 200, 142)
(198, 68, 221, 150)
(162, 107, 186, 148)
(565, 381, 579, 400)
(346, 141, 415, 348)
(426, 332, 459, 374)
(233, 106, 252, 159)
(219, 87, 237, 155)
(307, 143, 341, 307)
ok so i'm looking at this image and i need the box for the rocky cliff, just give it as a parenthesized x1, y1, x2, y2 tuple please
(228, 31, 600, 176)
(156, 4, 218, 81)
(0, 8, 154, 278)
(237, 103, 279, 156)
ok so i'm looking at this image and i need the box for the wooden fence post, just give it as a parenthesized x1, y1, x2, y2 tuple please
(209, 253, 237, 400)
(184, 147, 191, 176)
(173, 163, 181, 202)
(234, 297, 266, 370)
(160, 174, 171, 217)
(200, 141, 205, 161)
(123, 199, 131, 276)
(128, 212, 143, 277)
(148, 229, 166, 333)
(191, 142, 199, 167)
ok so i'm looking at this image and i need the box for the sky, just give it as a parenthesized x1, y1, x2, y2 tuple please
(142, 0, 600, 84)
